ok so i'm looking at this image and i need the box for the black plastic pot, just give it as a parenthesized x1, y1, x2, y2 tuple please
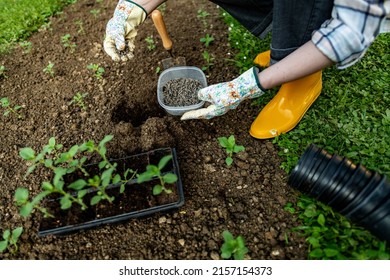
(288, 144, 390, 243)
(38, 147, 184, 236)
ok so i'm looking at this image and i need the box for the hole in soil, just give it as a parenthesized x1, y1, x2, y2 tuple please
(111, 100, 165, 127)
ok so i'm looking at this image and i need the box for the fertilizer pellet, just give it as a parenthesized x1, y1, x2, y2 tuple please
(162, 78, 203, 106)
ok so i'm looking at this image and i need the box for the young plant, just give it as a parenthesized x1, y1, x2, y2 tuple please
(74, 19, 85, 34)
(87, 63, 105, 80)
(0, 97, 22, 118)
(197, 9, 210, 28)
(90, 9, 100, 18)
(0, 227, 23, 255)
(200, 34, 214, 47)
(218, 135, 245, 166)
(137, 155, 177, 195)
(220, 230, 249, 260)
(15, 135, 136, 218)
(0, 65, 7, 78)
(69, 92, 88, 111)
(43, 61, 55, 77)
(19, 41, 32, 53)
(145, 35, 156, 51)
(201, 51, 214, 72)
(61, 33, 77, 52)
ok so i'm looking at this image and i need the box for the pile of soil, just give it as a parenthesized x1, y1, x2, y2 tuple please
(0, 0, 307, 259)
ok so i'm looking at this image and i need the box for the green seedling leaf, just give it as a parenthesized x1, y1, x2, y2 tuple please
(98, 135, 113, 149)
(3, 230, 10, 240)
(226, 157, 233, 166)
(77, 189, 87, 199)
(0, 240, 8, 252)
(153, 185, 163, 195)
(19, 147, 35, 160)
(12, 227, 23, 240)
(42, 181, 54, 191)
(68, 179, 87, 190)
(14, 188, 29, 203)
(317, 213, 326, 227)
(158, 155, 172, 170)
(324, 248, 339, 258)
(233, 145, 245, 153)
(20, 203, 34, 217)
(90, 195, 102, 206)
(309, 248, 323, 258)
(218, 137, 229, 148)
(53, 167, 67, 186)
(162, 173, 177, 184)
(60, 196, 72, 210)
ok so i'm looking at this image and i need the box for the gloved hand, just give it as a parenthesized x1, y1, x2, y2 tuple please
(181, 67, 265, 120)
(104, 0, 147, 62)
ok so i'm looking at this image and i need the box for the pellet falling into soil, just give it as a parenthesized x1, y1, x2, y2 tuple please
(162, 78, 203, 106)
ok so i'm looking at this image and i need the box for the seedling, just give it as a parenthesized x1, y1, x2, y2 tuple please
(69, 92, 88, 111)
(19, 41, 32, 53)
(155, 66, 161, 74)
(74, 20, 85, 34)
(220, 230, 249, 260)
(87, 63, 105, 80)
(43, 62, 55, 77)
(218, 135, 245, 166)
(90, 9, 100, 18)
(0, 227, 23, 255)
(61, 34, 76, 52)
(137, 155, 177, 195)
(15, 135, 136, 218)
(201, 51, 214, 72)
(197, 9, 210, 28)
(145, 35, 156, 51)
(0, 65, 6, 78)
(0, 97, 22, 118)
(200, 34, 214, 47)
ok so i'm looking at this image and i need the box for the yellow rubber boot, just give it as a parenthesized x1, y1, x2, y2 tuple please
(250, 70, 322, 139)
(253, 50, 271, 68)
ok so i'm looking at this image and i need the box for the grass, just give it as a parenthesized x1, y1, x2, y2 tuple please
(0, 0, 76, 54)
(222, 11, 390, 259)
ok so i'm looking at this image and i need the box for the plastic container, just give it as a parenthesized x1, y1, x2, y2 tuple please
(38, 147, 184, 236)
(157, 66, 207, 116)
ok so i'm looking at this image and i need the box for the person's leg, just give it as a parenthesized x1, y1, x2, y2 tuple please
(270, 0, 333, 64)
(250, 0, 334, 139)
(209, 0, 273, 39)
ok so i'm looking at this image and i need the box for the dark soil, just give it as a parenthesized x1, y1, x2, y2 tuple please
(163, 78, 202, 106)
(0, 0, 308, 260)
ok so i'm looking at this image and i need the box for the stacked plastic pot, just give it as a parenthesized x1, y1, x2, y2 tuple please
(288, 144, 390, 243)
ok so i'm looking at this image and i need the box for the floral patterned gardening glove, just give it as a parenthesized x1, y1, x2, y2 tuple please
(104, 0, 147, 62)
(181, 67, 265, 120)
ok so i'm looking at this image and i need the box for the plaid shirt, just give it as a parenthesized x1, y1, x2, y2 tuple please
(312, 0, 390, 69)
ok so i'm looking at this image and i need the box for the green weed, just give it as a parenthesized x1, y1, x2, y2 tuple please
(218, 135, 245, 166)
(137, 155, 178, 195)
(200, 34, 214, 47)
(0, 227, 23, 255)
(220, 230, 249, 260)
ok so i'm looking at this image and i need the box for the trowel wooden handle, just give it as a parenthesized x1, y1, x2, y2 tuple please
(151, 10, 173, 51)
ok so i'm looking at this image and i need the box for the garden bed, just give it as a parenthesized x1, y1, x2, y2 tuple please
(0, 0, 307, 259)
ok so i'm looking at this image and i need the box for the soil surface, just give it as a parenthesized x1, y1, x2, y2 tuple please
(0, 0, 308, 260)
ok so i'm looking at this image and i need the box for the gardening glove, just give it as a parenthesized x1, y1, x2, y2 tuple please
(104, 0, 147, 62)
(181, 67, 265, 120)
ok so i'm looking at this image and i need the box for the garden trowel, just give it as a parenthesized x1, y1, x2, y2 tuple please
(151, 10, 186, 69)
